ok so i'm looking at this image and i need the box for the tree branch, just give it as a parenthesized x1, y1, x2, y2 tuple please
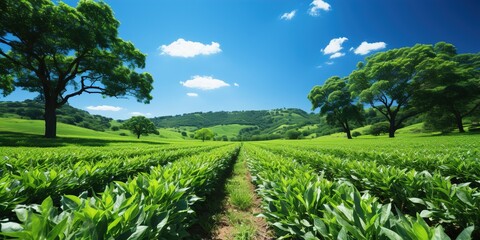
(461, 102, 480, 118)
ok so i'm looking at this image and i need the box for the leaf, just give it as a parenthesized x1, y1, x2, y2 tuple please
(156, 212, 169, 232)
(0, 222, 24, 232)
(127, 225, 148, 240)
(380, 227, 404, 240)
(456, 190, 473, 207)
(420, 210, 433, 218)
(108, 217, 122, 233)
(303, 231, 319, 240)
(47, 218, 68, 240)
(413, 222, 429, 240)
(455, 226, 474, 240)
(61, 195, 81, 210)
(313, 217, 328, 236)
(432, 226, 451, 240)
(409, 198, 425, 205)
(14, 208, 29, 222)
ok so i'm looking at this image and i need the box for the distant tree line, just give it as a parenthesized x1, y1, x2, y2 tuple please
(308, 42, 480, 138)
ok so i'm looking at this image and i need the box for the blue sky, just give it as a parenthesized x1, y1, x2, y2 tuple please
(2, 0, 480, 119)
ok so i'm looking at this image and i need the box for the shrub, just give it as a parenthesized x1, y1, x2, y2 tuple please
(352, 131, 362, 137)
(369, 122, 390, 136)
(285, 129, 301, 139)
(423, 108, 455, 133)
(111, 126, 120, 131)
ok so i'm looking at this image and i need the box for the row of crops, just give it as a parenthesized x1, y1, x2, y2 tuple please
(0, 142, 239, 239)
(243, 139, 478, 239)
(1, 135, 478, 239)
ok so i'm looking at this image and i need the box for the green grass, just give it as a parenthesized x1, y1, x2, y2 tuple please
(0, 117, 183, 147)
(0, 118, 115, 138)
(209, 124, 252, 139)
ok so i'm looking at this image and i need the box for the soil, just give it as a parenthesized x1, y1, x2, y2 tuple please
(212, 161, 273, 240)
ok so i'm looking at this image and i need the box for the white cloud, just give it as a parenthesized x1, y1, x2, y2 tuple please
(325, 61, 334, 65)
(130, 112, 152, 116)
(234, 83, 240, 87)
(354, 41, 387, 55)
(322, 37, 348, 55)
(160, 38, 221, 58)
(187, 92, 198, 97)
(329, 52, 345, 59)
(180, 75, 230, 90)
(349, 47, 354, 51)
(281, 10, 296, 20)
(316, 65, 323, 69)
(309, 0, 331, 16)
(86, 105, 122, 111)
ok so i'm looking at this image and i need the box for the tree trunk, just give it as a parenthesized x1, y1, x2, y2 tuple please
(137, 133, 141, 139)
(44, 100, 57, 138)
(454, 113, 465, 133)
(346, 129, 352, 139)
(389, 120, 396, 138)
(344, 121, 352, 139)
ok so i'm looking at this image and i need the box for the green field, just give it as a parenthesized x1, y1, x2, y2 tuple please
(209, 124, 252, 139)
(1, 118, 479, 239)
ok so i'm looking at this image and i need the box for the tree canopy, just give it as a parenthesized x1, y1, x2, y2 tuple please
(413, 42, 480, 132)
(0, 0, 154, 138)
(195, 128, 214, 142)
(349, 44, 435, 137)
(122, 116, 159, 139)
(308, 76, 363, 139)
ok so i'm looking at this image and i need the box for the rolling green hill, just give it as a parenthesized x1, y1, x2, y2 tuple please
(0, 100, 112, 131)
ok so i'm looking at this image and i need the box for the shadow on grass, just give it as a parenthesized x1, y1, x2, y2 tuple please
(0, 131, 167, 147)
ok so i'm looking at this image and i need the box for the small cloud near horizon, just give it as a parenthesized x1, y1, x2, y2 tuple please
(130, 112, 152, 117)
(180, 75, 230, 90)
(187, 92, 199, 97)
(86, 105, 122, 111)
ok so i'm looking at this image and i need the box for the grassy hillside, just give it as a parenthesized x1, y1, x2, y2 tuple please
(0, 118, 192, 147)
(0, 100, 112, 131)
(210, 124, 252, 139)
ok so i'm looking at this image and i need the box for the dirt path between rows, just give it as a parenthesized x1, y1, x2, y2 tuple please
(213, 160, 273, 240)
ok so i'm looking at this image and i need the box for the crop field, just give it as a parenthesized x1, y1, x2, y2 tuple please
(0, 135, 479, 239)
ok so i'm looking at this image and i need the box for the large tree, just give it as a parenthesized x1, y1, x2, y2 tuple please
(122, 116, 159, 139)
(195, 128, 214, 142)
(308, 76, 363, 139)
(0, 0, 154, 138)
(413, 42, 480, 133)
(349, 44, 435, 137)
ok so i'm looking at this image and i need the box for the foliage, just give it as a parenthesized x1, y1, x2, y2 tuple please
(0, 144, 239, 239)
(243, 144, 474, 239)
(308, 76, 364, 139)
(285, 129, 301, 139)
(351, 131, 361, 137)
(423, 107, 456, 133)
(369, 122, 390, 136)
(195, 128, 215, 142)
(0, 0, 153, 137)
(413, 42, 480, 133)
(122, 116, 159, 139)
(349, 44, 436, 137)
